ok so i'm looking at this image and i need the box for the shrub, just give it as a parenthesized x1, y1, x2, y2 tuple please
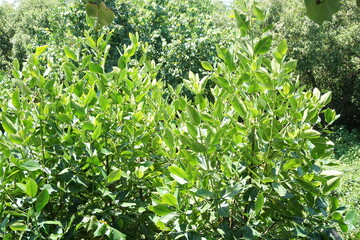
(0, 2, 355, 240)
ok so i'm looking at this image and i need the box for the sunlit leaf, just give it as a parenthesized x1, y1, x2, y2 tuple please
(25, 178, 38, 197)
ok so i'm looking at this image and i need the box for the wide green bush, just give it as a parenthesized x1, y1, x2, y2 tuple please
(0, 3, 357, 240)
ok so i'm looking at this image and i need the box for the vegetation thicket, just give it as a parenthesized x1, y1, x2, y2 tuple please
(256, 0, 360, 128)
(0, 0, 359, 239)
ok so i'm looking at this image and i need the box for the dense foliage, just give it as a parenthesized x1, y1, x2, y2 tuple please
(257, 0, 360, 129)
(0, 0, 231, 87)
(1, 1, 357, 238)
(0, 0, 359, 239)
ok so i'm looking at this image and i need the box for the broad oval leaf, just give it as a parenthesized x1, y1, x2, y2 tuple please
(274, 40, 288, 63)
(26, 178, 38, 197)
(152, 204, 174, 216)
(92, 123, 102, 140)
(36, 189, 49, 212)
(64, 46, 77, 61)
(108, 169, 122, 183)
(254, 36, 272, 55)
(168, 166, 188, 180)
(2, 116, 17, 134)
(12, 90, 21, 109)
(186, 105, 201, 126)
(162, 193, 178, 207)
(255, 193, 264, 215)
(299, 129, 321, 139)
(305, 0, 340, 24)
(201, 61, 213, 71)
(21, 160, 41, 172)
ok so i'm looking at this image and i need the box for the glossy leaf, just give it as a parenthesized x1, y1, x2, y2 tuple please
(107, 169, 122, 183)
(152, 205, 174, 216)
(162, 193, 178, 207)
(254, 36, 272, 55)
(201, 61, 213, 70)
(92, 123, 102, 140)
(168, 166, 188, 180)
(2, 116, 17, 134)
(11, 90, 21, 109)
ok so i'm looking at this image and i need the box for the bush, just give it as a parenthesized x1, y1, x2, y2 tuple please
(0, 3, 354, 238)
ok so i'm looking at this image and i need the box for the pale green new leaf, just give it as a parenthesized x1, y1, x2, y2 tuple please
(25, 178, 38, 197)
(162, 193, 178, 207)
(64, 46, 77, 61)
(107, 169, 122, 183)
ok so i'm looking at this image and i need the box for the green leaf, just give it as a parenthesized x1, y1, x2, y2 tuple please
(2, 116, 17, 134)
(191, 141, 207, 153)
(163, 128, 175, 150)
(253, 5, 265, 21)
(345, 210, 359, 227)
(64, 46, 77, 61)
(162, 193, 178, 207)
(168, 166, 188, 180)
(107, 169, 122, 183)
(254, 36, 272, 55)
(274, 40, 288, 63)
(84, 87, 96, 106)
(86, 13, 96, 28)
(21, 160, 41, 171)
(186, 105, 201, 126)
(92, 123, 102, 140)
(234, 11, 249, 32)
(25, 178, 38, 197)
(324, 108, 336, 123)
(299, 129, 321, 138)
(305, 0, 340, 24)
(323, 176, 341, 193)
(99, 95, 110, 111)
(201, 61, 213, 71)
(107, 228, 126, 240)
(223, 185, 243, 199)
(357, 0, 360, 7)
(319, 92, 332, 106)
(152, 205, 174, 216)
(96, 2, 115, 30)
(35, 45, 48, 57)
(212, 76, 230, 89)
(94, 223, 107, 237)
(254, 72, 273, 89)
(36, 189, 49, 212)
(232, 97, 247, 118)
(89, 62, 103, 74)
(12, 90, 21, 109)
(9, 222, 26, 231)
(218, 206, 230, 217)
(255, 193, 264, 215)
(86, 1, 98, 17)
